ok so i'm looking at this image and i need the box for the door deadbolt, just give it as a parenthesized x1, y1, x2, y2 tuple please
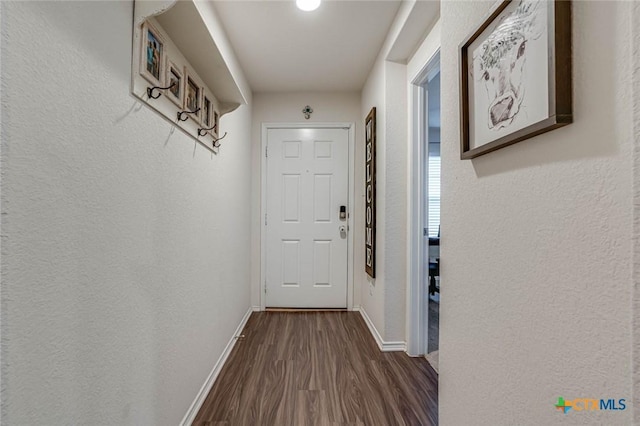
(340, 205, 347, 220)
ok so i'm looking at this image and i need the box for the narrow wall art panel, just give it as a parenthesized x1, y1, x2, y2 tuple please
(365, 107, 376, 278)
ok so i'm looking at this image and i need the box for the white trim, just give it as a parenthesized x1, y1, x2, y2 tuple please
(260, 122, 355, 310)
(180, 306, 254, 426)
(260, 124, 268, 310)
(406, 50, 440, 357)
(356, 307, 406, 352)
(406, 79, 427, 357)
(252, 305, 261, 312)
(347, 123, 355, 310)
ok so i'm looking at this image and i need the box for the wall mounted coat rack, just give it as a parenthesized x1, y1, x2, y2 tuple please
(131, 0, 247, 153)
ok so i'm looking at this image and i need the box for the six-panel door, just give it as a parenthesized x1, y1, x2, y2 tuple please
(266, 127, 349, 308)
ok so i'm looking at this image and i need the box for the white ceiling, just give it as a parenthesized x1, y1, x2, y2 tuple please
(212, 0, 402, 92)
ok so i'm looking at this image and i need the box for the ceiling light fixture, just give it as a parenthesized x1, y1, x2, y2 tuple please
(296, 0, 321, 12)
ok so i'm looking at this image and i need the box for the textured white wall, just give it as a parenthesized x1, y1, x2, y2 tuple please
(440, 1, 633, 424)
(633, 2, 640, 422)
(361, 62, 388, 338)
(0, 0, 3, 406)
(360, 3, 414, 343)
(250, 92, 363, 308)
(1, 1, 252, 424)
(382, 60, 408, 342)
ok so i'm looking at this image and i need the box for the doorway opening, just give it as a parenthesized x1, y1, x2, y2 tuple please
(425, 68, 441, 361)
(407, 51, 440, 370)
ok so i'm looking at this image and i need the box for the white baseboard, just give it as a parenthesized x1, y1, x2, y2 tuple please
(355, 307, 406, 352)
(251, 305, 261, 312)
(180, 306, 254, 426)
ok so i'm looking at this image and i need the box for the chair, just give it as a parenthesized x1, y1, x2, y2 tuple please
(428, 258, 439, 295)
(428, 226, 440, 295)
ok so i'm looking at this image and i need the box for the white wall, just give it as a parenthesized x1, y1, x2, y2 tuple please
(250, 92, 363, 308)
(382, 60, 409, 342)
(633, 4, 640, 422)
(360, 2, 418, 344)
(440, 1, 634, 424)
(361, 61, 388, 339)
(361, 60, 409, 344)
(1, 1, 252, 424)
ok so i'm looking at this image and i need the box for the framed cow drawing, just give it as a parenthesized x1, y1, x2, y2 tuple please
(460, 0, 572, 159)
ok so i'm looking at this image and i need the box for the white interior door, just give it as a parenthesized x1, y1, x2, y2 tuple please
(265, 127, 349, 308)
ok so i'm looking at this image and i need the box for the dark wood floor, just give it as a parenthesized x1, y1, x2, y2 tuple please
(428, 298, 439, 354)
(193, 311, 438, 425)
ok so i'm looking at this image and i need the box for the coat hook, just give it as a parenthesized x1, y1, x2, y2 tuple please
(197, 124, 217, 137)
(302, 105, 313, 119)
(177, 107, 201, 122)
(212, 132, 228, 148)
(147, 82, 176, 99)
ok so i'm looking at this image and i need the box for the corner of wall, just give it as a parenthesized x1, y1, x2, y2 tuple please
(632, 1, 640, 422)
(359, 0, 438, 345)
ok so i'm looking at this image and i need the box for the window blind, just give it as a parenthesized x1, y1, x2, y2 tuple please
(427, 155, 440, 238)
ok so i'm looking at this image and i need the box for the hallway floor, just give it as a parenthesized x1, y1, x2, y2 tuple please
(193, 311, 438, 425)
(428, 295, 439, 354)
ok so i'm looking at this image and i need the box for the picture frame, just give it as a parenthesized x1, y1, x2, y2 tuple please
(139, 20, 165, 86)
(183, 67, 202, 123)
(365, 107, 377, 279)
(165, 58, 183, 108)
(459, 0, 572, 159)
(202, 95, 212, 129)
(213, 111, 220, 137)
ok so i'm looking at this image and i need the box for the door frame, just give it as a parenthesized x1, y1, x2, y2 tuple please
(260, 122, 355, 311)
(407, 51, 440, 356)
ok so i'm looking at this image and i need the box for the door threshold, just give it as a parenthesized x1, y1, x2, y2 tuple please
(265, 308, 348, 312)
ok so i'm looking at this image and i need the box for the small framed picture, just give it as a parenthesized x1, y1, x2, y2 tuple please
(183, 68, 201, 123)
(140, 20, 164, 86)
(202, 95, 212, 129)
(213, 111, 220, 137)
(165, 59, 183, 107)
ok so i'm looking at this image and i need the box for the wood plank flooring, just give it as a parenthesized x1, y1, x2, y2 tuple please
(193, 311, 438, 426)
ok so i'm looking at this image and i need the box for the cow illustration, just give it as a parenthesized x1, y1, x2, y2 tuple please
(473, 0, 544, 130)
